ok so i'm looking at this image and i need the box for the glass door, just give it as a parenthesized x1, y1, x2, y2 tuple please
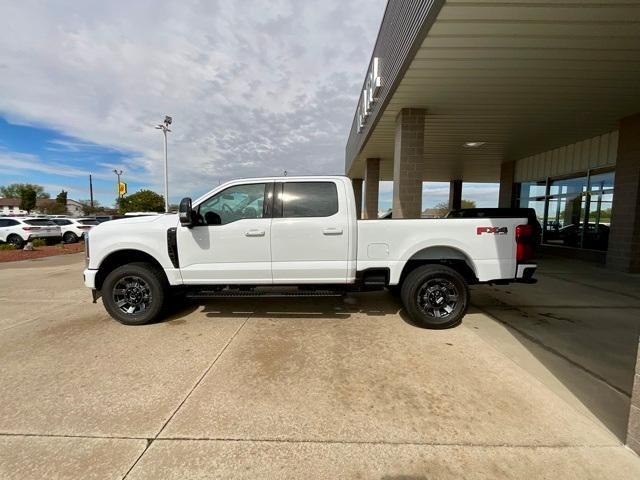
(581, 170, 615, 251)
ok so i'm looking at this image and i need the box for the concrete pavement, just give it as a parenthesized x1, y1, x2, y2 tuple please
(1, 253, 639, 479)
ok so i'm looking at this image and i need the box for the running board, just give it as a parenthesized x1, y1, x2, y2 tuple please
(185, 287, 345, 299)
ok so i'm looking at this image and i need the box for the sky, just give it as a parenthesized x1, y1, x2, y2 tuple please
(0, 0, 498, 209)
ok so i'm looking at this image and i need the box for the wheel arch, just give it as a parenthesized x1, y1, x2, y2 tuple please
(95, 249, 166, 291)
(398, 245, 478, 285)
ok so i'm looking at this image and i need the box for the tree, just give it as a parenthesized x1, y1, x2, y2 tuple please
(56, 190, 68, 206)
(431, 199, 477, 218)
(40, 199, 68, 215)
(79, 199, 101, 216)
(118, 190, 165, 214)
(20, 186, 37, 213)
(0, 183, 50, 199)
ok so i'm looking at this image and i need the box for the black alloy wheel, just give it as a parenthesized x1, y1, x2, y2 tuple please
(400, 265, 469, 329)
(102, 262, 167, 325)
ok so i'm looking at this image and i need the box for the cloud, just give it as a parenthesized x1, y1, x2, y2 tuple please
(0, 0, 385, 200)
(0, 149, 148, 184)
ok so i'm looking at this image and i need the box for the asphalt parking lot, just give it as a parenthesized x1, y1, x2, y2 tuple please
(1, 253, 640, 479)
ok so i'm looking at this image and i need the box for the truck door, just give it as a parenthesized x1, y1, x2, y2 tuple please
(177, 182, 273, 284)
(270, 180, 350, 283)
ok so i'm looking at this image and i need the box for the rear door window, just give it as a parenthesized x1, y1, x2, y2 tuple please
(281, 182, 338, 218)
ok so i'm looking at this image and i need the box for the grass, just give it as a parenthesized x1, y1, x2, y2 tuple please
(0, 244, 16, 251)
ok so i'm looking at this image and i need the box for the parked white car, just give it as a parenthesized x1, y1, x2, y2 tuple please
(0, 217, 62, 248)
(51, 217, 99, 244)
(84, 176, 537, 328)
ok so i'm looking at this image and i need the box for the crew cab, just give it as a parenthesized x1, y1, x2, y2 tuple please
(84, 176, 536, 328)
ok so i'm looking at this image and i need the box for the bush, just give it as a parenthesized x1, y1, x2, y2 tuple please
(32, 239, 46, 247)
(0, 243, 16, 251)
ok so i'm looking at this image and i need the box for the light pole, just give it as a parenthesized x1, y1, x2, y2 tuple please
(155, 115, 172, 213)
(113, 169, 123, 200)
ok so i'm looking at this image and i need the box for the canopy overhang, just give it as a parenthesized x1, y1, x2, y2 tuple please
(345, 0, 640, 182)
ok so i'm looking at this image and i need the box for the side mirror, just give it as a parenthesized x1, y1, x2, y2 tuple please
(179, 197, 193, 227)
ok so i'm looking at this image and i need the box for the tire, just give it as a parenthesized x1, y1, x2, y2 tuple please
(400, 265, 469, 329)
(63, 231, 78, 244)
(7, 234, 24, 249)
(102, 262, 167, 325)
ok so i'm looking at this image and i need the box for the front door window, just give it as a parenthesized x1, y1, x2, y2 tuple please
(197, 183, 266, 225)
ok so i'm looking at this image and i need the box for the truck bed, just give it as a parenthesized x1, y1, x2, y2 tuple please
(356, 217, 528, 284)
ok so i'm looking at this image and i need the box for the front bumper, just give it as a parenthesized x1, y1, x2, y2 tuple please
(515, 263, 537, 284)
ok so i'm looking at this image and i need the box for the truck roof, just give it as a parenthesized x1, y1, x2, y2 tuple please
(220, 175, 348, 183)
(191, 175, 350, 207)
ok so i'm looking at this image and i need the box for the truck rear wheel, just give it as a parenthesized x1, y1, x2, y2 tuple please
(400, 265, 468, 329)
(102, 262, 167, 325)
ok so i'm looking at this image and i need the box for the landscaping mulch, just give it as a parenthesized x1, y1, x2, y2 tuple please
(0, 242, 85, 263)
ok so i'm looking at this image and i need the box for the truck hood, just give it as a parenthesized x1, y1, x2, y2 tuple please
(91, 214, 178, 234)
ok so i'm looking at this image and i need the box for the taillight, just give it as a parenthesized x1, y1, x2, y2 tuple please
(77, 226, 92, 230)
(516, 224, 534, 262)
(22, 226, 40, 231)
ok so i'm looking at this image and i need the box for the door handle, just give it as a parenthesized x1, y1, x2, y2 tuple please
(323, 228, 343, 235)
(245, 229, 265, 237)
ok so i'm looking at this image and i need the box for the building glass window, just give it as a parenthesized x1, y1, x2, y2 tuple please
(518, 181, 546, 229)
(516, 169, 614, 251)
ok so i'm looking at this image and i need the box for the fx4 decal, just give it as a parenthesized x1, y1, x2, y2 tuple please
(477, 226, 508, 235)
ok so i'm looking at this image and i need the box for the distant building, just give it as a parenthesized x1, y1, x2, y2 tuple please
(0, 197, 86, 217)
(65, 199, 84, 217)
(0, 198, 23, 216)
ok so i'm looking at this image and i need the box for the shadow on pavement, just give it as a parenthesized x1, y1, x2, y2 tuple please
(160, 290, 426, 326)
(470, 254, 640, 441)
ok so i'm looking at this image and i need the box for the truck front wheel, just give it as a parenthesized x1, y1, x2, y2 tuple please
(102, 262, 167, 325)
(400, 265, 469, 329)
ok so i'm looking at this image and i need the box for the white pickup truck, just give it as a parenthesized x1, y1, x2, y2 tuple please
(84, 176, 536, 328)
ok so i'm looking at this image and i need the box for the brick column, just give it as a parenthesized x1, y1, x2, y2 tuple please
(628, 340, 640, 454)
(392, 108, 425, 218)
(363, 158, 380, 219)
(607, 113, 640, 272)
(351, 178, 363, 219)
(449, 179, 462, 211)
(498, 161, 515, 208)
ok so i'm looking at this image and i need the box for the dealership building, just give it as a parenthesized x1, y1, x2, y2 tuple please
(346, 0, 639, 272)
(346, 0, 640, 450)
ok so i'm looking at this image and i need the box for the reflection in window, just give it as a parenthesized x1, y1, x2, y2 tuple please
(281, 182, 338, 218)
(518, 181, 546, 230)
(198, 183, 266, 225)
(516, 170, 614, 251)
